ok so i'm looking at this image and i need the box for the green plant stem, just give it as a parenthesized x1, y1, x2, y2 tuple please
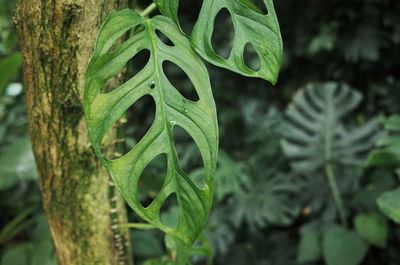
(118, 223, 156, 230)
(325, 163, 347, 227)
(140, 3, 157, 18)
(0, 204, 38, 242)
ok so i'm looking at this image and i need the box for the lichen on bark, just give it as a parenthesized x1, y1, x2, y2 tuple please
(15, 0, 132, 264)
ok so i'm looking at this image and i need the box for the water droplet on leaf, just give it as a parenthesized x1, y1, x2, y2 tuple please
(148, 80, 155, 89)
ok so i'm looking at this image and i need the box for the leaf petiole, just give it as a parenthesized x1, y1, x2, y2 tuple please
(140, 3, 157, 18)
(118, 223, 156, 230)
(325, 162, 347, 227)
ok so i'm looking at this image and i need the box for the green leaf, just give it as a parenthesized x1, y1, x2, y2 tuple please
(384, 115, 400, 131)
(153, 0, 179, 28)
(366, 115, 400, 167)
(0, 138, 38, 190)
(84, 10, 218, 246)
(297, 230, 321, 263)
(366, 148, 400, 167)
(281, 82, 381, 172)
(0, 53, 22, 95)
(352, 170, 396, 212)
(31, 240, 57, 265)
(155, 0, 283, 83)
(354, 213, 387, 248)
(322, 226, 368, 265)
(31, 217, 57, 265)
(377, 188, 400, 224)
(0, 243, 32, 265)
(238, 0, 264, 14)
(191, 0, 282, 83)
(32, 214, 52, 242)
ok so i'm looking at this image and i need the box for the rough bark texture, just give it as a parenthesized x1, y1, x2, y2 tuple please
(15, 1, 132, 264)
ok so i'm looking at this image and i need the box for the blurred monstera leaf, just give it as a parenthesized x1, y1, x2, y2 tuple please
(190, 150, 250, 202)
(153, 0, 179, 27)
(84, 9, 218, 246)
(281, 82, 381, 172)
(229, 174, 300, 228)
(155, 0, 283, 83)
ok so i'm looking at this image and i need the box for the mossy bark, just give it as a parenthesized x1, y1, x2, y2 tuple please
(15, 1, 133, 264)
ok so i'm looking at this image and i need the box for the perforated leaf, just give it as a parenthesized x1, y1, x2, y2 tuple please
(230, 174, 300, 228)
(84, 9, 218, 246)
(192, 0, 282, 83)
(155, 0, 283, 83)
(281, 82, 381, 172)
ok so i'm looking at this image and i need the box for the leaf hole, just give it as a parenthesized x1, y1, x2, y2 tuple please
(243, 42, 261, 71)
(173, 126, 206, 190)
(241, 0, 269, 15)
(304, 90, 323, 113)
(133, 24, 146, 34)
(162, 60, 199, 102)
(138, 154, 167, 208)
(127, 49, 151, 78)
(160, 193, 179, 229)
(190, 236, 212, 264)
(101, 49, 151, 94)
(155, 29, 174, 47)
(178, 0, 203, 35)
(294, 95, 319, 124)
(212, 8, 235, 59)
(100, 95, 156, 160)
(124, 95, 156, 151)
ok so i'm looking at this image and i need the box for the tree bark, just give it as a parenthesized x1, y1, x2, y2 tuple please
(15, 1, 132, 264)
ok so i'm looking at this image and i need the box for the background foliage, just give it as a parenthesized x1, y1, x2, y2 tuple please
(1, 0, 400, 264)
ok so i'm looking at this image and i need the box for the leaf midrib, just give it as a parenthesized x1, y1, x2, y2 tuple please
(146, 19, 180, 183)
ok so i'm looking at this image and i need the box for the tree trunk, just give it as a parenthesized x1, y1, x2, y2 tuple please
(15, 1, 133, 264)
